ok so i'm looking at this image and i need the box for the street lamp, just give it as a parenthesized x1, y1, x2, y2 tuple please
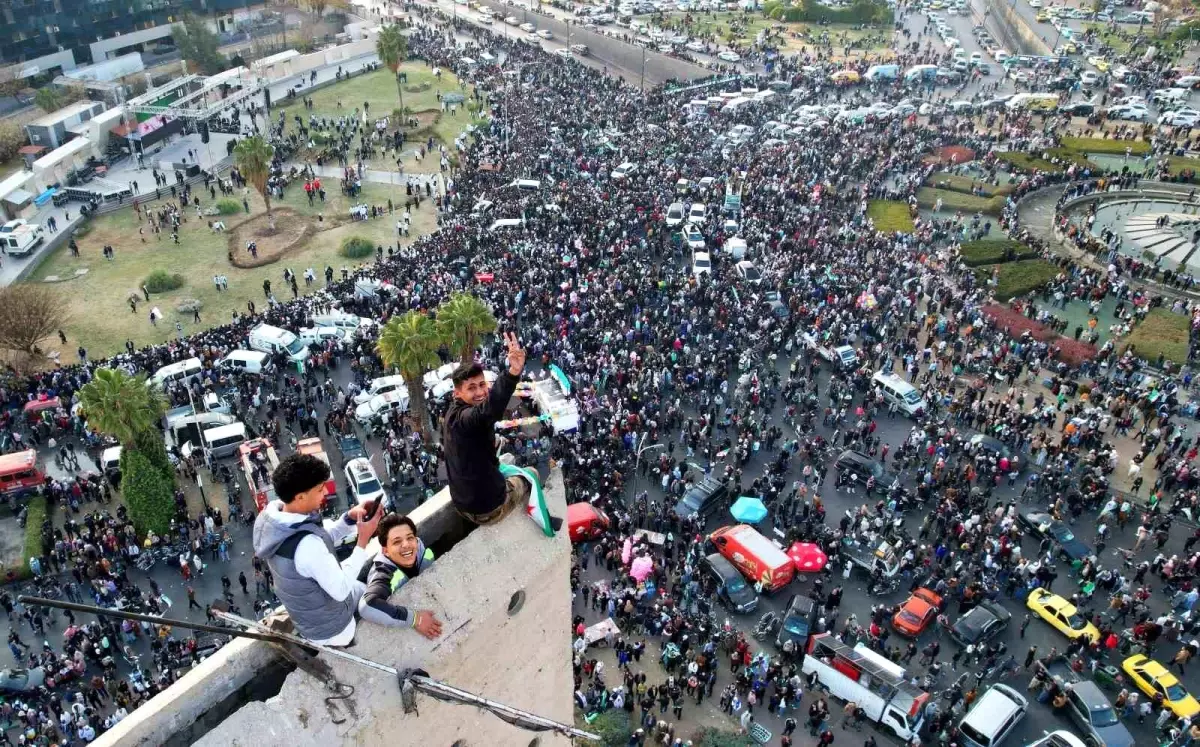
(630, 432, 666, 502)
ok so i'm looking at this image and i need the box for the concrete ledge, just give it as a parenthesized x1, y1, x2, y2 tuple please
(99, 468, 574, 747)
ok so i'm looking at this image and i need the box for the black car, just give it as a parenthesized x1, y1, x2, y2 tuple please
(673, 476, 729, 519)
(968, 434, 1017, 471)
(703, 553, 758, 614)
(1059, 101, 1096, 116)
(948, 600, 1011, 646)
(776, 594, 818, 651)
(1018, 510, 1092, 561)
(833, 450, 902, 498)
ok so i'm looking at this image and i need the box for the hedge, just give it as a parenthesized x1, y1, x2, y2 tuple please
(120, 449, 176, 537)
(1044, 147, 1098, 169)
(340, 236, 375, 259)
(691, 728, 753, 747)
(866, 200, 915, 233)
(1059, 136, 1151, 156)
(1123, 308, 1191, 369)
(144, 270, 185, 293)
(18, 495, 47, 581)
(917, 187, 1007, 215)
(925, 173, 1015, 198)
(974, 259, 1060, 301)
(216, 199, 241, 215)
(960, 238, 1037, 267)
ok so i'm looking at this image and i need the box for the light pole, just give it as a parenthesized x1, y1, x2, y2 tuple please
(631, 432, 666, 502)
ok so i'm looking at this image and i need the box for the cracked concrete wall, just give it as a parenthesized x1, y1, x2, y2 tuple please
(192, 467, 574, 747)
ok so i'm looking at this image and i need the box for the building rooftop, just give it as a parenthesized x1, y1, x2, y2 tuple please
(27, 100, 103, 129)
(96, 468, 574, 747)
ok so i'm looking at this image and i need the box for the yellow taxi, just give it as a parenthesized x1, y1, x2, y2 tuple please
(1035, 11, 1050, 21)
(1123, 655, 1200, 719)
(1088, 56, 1110, 72)
(1026, 588, 1099, 643)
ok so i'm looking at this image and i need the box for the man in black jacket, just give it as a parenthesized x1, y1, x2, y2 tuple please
(442, 331, 527, 524)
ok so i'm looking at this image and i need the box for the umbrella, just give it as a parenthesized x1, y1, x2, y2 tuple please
(629, 556, 653, 582)
(730, 496, 768, 524)
(787, 542, 828, 574)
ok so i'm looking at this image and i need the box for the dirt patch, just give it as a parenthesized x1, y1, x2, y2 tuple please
(227, 208, 314, 268)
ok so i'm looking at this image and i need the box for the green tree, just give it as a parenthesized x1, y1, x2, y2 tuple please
(576, 710, 633, 747)
(376, 310, 442, 443)
(234, 135, 276, 231)
(33, 87, 62, 113)
(376, 24, 409, 120)
(173, 13, 226, 75)
(77, 368, 167, 447)
(436, 293, 497, 367)
(120, 450, 176, 536)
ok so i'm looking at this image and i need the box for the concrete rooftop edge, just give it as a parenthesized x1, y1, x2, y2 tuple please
(95, 467, 574, 747)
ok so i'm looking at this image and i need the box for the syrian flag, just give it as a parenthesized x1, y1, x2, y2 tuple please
(500, 463, 555, 537)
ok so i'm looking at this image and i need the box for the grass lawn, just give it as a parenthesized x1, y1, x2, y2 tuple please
(959, 238, 1036, 267)
(917, 187, 1007, 215)
(974, 259, 1060, 301)
(997, 151, 1064, 173)
(27, 182, 437, 363)
(658, 11, 888, 53)
(1059, 136, 1151, 156)
(1167, 155, 1200, 177)
(273, 64, 479, 161)
(1124, 308, 1191, 368)
(924, 173, 1015, 198)
(867, 200, 915, 233)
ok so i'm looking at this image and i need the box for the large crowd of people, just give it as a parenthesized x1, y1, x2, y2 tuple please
(0, 1, 1197, 744)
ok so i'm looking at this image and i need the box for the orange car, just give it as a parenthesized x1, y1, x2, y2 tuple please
(892, 588, 944, 637)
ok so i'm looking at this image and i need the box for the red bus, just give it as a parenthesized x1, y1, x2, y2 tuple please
(0, 450, 44, 501)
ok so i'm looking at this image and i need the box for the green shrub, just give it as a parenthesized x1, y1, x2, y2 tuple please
(577, 710, 634, 747)
(1059, 136, 1150, 156)
(974, 259, 1060, 301)
(917, 187, 1007, 215)
(73, 222, 93, 239)
(690, 727, 754, 747)
(866, 200, 915, 233)
(120, 449, 176, 537)
(960, 238, 1037, 267)
(17, 495, 47, 581)
(216, 198, 241, 215)
(1123, 308, 1191, 369)
(1044, 148, 1098, 169)
(340, 236, 375, 259)
(312, 130, 335, 146)
(404, 81, 432, 93)
(144, 270, 185, 293)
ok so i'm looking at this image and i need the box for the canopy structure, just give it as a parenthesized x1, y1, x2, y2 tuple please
(730, 496, 768, 524)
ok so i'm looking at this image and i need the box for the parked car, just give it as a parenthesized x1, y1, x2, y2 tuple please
(1062, 680, 1136, 747)
(1122, 655, 1200, 718)
(947, 600, 1011, 646)
(776, 594, 818, 650)
(344, 457, 386, 511)
(1018, 510, 1091, 561)
(672, 476, 729, 519)
(0, 668, 45, 693)
(833, 450, 903, 498)
(892, 588, 944, 636)
(702, 553, 758, 613)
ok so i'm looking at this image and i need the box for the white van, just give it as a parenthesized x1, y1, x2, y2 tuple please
(218, 350, 273, 377)
(724, 237, 747, 260)
(958, 684, 1027, 747)
(168, 411, 237, 450)
(248, 324, 310, 366)
(310, 312, 375, 336)
(202, 422, 248, 459)
(100, 446, 122, 476)
(872, 371, 927, 418)
(353, 374, 409, 405)
(152, 358, 204, 389)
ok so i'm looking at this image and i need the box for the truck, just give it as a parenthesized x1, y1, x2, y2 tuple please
(802, 633, 927, 741)
(239, 439, 280, 513)
(2, 224, 45, 257)
(709, 524, 796, 592)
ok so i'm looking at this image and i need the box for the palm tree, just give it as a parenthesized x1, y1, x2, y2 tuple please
(234, 135, 276, 231)
(377, 310, 442, 443)
(376, 24, 409, 122)
(436, 293, 498, 367)
(77, 368, 167, 447)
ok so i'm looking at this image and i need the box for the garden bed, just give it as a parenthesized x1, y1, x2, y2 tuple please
(996, 151, 1064, 173)
(1123, 308, 1191, 368)
(925, 173, 1015, 198)
(917, 187, 1007, 215)
(866, 199, 915, 232)
(959, 238, 1038, 267)
(973, 258, 1060, 301)
(1059, 136, 1150, 156)
(227, 209, 314, 268)
(982, 304, 1098, 367)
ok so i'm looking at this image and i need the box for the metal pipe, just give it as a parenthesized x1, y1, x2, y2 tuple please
(16, 596, 283, 644)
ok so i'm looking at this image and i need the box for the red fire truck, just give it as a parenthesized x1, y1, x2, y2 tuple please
(238, 439, 280, 512)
